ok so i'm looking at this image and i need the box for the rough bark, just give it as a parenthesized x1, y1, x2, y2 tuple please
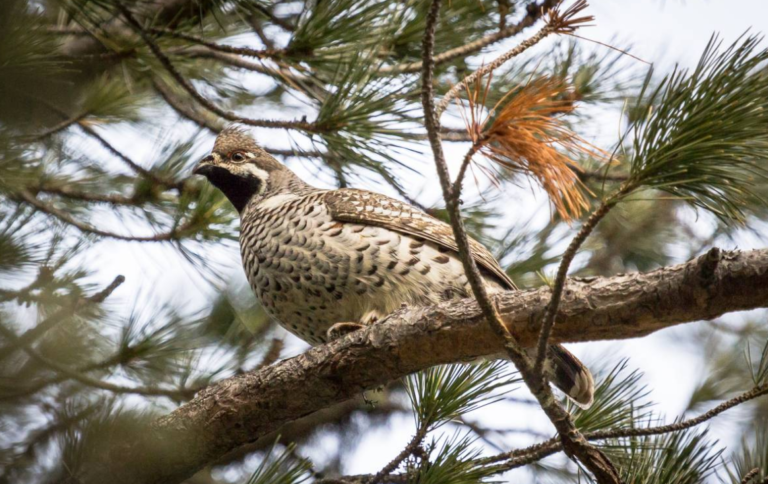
(79, 247, 768, 484)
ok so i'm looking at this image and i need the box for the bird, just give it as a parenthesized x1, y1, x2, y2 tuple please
(194, 125, 594, 408)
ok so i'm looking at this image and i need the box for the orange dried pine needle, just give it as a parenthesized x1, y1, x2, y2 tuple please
(461, 75, 607, 221)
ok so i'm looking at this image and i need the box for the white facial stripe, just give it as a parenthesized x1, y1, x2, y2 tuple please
(241, 164, 270, 181)
(258, 193, 299, 209)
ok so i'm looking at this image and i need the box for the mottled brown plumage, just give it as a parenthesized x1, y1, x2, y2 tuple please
(194, 125, 594, 408)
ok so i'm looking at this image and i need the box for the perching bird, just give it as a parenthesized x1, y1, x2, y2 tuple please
(194, 125, 594, 408)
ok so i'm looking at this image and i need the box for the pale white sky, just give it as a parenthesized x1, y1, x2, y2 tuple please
(80, 1, 768, 482)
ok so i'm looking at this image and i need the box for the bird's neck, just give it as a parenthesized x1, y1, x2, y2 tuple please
(242, 171, 317, 214)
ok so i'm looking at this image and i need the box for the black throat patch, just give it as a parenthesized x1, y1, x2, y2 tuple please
(202, 166, 262, 213)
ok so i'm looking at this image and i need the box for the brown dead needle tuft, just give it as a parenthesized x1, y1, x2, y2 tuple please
(459, 74, 606, 221)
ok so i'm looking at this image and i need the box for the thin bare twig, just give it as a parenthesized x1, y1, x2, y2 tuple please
(33, 113, 88, 140)
(532, 182, 631, 378)
(366, 427, 428, 484)
(78, 121, 184, 190)
(380, 0, 559, 75)
(34, 185, 142, 206)
(437, 24, 554, 117)
(438, 1, 594, 116)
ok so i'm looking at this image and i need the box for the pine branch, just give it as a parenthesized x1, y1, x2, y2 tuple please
(154, 79, 330, 160)
(0, 275, 125, 364)
(0, 323, 195, 399)
(482, 380, 768, 472)
(148, 28, 284, 59)
(116, 4, 318, 133)
(436, 0, 586, 116)
(33, 184, 144, 206)
(67, 248, 768, 484)
(16, 189, 198, 242)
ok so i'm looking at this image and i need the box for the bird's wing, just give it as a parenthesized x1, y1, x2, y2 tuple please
(323, 188, 517, 291)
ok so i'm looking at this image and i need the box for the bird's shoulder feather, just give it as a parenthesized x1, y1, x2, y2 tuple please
(323, 188, 516, 291)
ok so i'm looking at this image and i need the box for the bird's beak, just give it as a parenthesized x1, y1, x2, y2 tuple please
(193, 155, 215, 176)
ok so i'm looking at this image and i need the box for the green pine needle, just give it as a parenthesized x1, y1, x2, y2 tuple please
(626, 34, 768, 224)
(569, 359, 652, 433)
(246, 441, 312, 484)
(611, 430, 722, 484)
(747, 339, 768, 386)
(405, 361, 519, 430)
(416, 433, 497, 484)
(722, 424, 768, 483)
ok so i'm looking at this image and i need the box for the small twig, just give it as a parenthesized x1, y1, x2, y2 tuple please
(437, 24, 555, 117)
(422, 0, 525, 358)
(532, 197, 616, 377)
(452, 143, 481, 199)
(252, 3, 295, 31)
(365, 427, 429, 484)
(421, 2, 619, 482)
(252, 338, 284, 371)
(78, 121, 184, 190)
(379, 0, 559, 75)
(33, 113, 88, 140)
(742, 469, 762, 484)
(438, 0, 595, 117)
(155, 78, 332, 161)
(249, 14, 276, 49)
(153, 77, 225, 133)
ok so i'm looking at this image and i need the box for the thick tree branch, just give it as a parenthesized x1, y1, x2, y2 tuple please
(74, 247, 768, 484)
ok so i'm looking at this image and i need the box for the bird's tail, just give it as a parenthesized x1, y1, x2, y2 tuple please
(541, 344, 594, 409)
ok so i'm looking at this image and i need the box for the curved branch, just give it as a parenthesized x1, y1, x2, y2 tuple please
(73, 247, 768, 484)
(117, 5, 317, 132)
(16, 190, 196, 242)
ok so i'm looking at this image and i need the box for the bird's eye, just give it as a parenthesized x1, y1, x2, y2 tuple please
(231, 151, 247, 162)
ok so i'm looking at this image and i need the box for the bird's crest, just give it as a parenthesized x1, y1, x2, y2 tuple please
(213, 124, 261, 155)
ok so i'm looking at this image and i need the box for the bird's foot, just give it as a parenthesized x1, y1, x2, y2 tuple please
(326, 322, 364, 341)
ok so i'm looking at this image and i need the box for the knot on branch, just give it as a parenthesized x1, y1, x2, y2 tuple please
(691, 247, 723, 308)
(699, 247, 722, 283)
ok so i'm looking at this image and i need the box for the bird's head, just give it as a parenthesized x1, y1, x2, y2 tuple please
(194, 125, 288, 212)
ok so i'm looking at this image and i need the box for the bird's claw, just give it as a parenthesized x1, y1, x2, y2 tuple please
(327, 322, 364, 341)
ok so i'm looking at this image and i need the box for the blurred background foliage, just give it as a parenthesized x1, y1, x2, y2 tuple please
(1, 0, 768, 483)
